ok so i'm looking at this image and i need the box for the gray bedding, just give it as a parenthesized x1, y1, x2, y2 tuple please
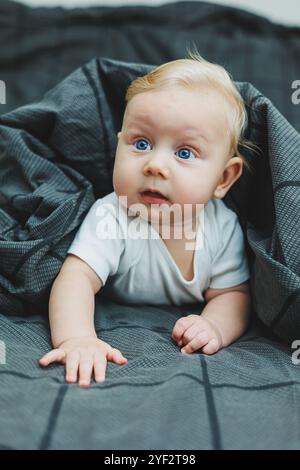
(0, 300, 297, 450)
(1, 1, 300, 450)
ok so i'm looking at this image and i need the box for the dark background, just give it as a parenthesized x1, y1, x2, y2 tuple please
(1, 0, 300, 131)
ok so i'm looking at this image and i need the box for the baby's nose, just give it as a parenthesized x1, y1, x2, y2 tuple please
(143, 153, 170, 178)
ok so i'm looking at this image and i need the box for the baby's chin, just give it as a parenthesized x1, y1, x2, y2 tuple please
(115, 191, 203, 221)
(137, 205, 199, 229)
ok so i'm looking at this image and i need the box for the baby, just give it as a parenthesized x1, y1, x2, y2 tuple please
(39, 50, 253, 387)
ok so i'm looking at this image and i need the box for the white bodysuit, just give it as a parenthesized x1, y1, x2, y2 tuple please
(67, 191, 250, 305)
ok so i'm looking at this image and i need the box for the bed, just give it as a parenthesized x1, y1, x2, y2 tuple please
(0, 0, 300, 450)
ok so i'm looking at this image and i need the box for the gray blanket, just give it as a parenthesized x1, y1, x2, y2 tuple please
(1, 57, 300, 449)
(0, 299, 296, 450)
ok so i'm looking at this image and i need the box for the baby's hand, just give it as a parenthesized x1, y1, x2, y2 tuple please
(171, 314, 223, 355)
(39, 336, 128, 387)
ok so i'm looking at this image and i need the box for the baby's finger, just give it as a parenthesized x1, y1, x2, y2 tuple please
(107, 347, 128, 365)
(172, 316, 197, 345)
(65, 351, 80, 384)
(39, 348, 66, 367)
(181, 323, 203, 346)
(201, 338, 220, 355)
(93, 353, 107, 383)
(78, 356, 94, 387)
(181, 330, 209, 354)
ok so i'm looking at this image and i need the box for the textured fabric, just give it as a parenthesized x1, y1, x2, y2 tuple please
(1, 0, 300, 451)
(0, 301, 298, 450)
(67, 191, 250, 305)
(1, 0, 300, 133)
(0, 56, 300, 449)
(1, 56, 300, 343)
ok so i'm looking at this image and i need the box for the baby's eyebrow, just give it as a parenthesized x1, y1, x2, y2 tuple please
(126, 120, 209, 143)
(172, 123, 211, 143)
(182, 131, 210, 143)
(126, 118, 151, 129)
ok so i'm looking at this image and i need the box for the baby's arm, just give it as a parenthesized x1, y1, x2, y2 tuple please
(172, 282, 251, 355)
(39, 254, 128, 385)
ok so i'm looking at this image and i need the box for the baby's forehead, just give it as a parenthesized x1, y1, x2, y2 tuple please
(125, 85, 233, 116)
(123, 86, 233, 135)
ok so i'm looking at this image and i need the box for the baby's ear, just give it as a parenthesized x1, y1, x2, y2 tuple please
(117, 131, 122, 139)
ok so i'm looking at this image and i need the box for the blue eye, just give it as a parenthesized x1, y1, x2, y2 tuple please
(176, 148, 196, 160)
(133, 139, 197, 161)
(134, 139, 151, 151)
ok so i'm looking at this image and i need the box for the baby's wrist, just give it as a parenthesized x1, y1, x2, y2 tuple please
(54, 333, 98, 349)
(200, 313, 224, 348)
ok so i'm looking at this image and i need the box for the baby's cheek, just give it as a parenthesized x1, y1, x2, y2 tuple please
(176, 180, 210, 206)
(113, 165, 133, 196)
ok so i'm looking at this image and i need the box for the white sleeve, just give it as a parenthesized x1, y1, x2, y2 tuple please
(209, 205, 250, 289)
(67, 199, 125, 286)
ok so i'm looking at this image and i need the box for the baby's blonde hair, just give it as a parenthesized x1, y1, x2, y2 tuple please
(125, 45, 258, 173)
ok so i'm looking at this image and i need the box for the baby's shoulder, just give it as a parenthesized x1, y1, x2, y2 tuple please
(94, 191, 120, 211)
(203, 198, 239, 250)
(204, 198, 238, 227)
(92, 191, 128, 225)
(93, 191, 144, 255)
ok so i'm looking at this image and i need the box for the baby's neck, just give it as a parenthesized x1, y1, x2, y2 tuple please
(152, 215, 199, 242)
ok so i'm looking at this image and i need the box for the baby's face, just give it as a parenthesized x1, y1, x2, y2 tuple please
(113, 85, 233, 225)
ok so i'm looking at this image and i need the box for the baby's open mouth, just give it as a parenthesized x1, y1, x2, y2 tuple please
(140, 190, 170, 204)
(143, 190, 164, 197)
